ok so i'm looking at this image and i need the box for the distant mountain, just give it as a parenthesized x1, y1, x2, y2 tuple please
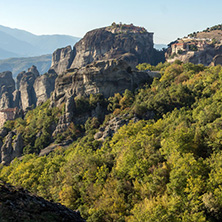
(0, 47, 19, 59)
(154, 44, 167, 50)
(0, 25, 80, 59)
(0, 54, 52, 78)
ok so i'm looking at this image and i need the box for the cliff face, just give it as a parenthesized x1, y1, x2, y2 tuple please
(167, 44, 222, 65)
(17, 65, 40, 110)
(51, 59, 153, 107)
(0, 71, 15, 109)
(33, 72, 57, 106)
(49, 45, 74, 75)
(70, 26, 154, 68)
(166, 28, 222, 65)
(49, 24, 155, 75)
(0, 66, 57, 111)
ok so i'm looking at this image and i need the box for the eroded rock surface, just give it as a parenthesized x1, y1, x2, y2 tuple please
(0, 71, 15, 109)
(49, 45, 75, 75)
(0, 180, 85, 222)
(0, 131, 24, 165)
(49, 24, 156, 75)
(51, 59, 152, 107)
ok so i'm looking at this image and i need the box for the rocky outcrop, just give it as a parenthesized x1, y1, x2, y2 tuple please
(49, 23, 156, 75)
(70, 25, 154, 69)
(167, 44, 222, 65)
(17, 65, 40, 110)
(0, 71, 15, 109)
(51, 59, 153, 108)
(33, 72, 57, 106)
(15, 66, 57, 110)
(0, 180, 85, 222)
(0, 131, 24, 165)
(94, 114, 139, 141)
(0, 65, 57, 111)
(49, 45, 75, 75)
(52, 95, 75, 137)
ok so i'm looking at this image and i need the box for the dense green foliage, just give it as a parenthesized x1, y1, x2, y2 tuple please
(4, 100, 60, 154)
(2, 62, 222, 221)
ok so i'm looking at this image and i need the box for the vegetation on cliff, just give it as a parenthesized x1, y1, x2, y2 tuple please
(2, 61, 222, 221)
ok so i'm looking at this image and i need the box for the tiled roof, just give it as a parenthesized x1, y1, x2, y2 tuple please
(0, 108, 17, 113)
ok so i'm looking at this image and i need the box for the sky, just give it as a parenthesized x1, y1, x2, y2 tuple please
(0, 0, 222, 44)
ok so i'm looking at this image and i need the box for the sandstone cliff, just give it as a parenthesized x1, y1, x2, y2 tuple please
(0, 130, 23, 165)
(167, 43, 222, 65)
(49, 45, 74, 75)
(33, 72, 57, 106)
(49, 23, 157, 75)
(17, 65, 40, 110)
(51, 59, 153, 107)
(0, 71, 15, 109)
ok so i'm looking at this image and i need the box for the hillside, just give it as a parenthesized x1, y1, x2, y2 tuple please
(0, 25, 79, 59)
(189, 24, 222, 41)
(2, 61, 222, 221)
(0, 47, 19, 59)
(0, 54, 52, 78)
(0, 180, 85, 222)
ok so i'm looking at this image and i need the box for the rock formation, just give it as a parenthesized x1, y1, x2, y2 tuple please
(166, 27, 222, 65)
(166, 44, 222, 65)
(33, 72, 57, 106)
(94, 114, 139, 141)
(49, 23, 156, 75)
(17, 65, 40, 110)
(0, 180, 85, 222)
(0, 130, 24, 165)
(51, 59, 153, 108)
(49, 45, 75, 75)
(0, 71, 15, 109)
(52, 95, 75, 137)
(0, 66, 57, 111)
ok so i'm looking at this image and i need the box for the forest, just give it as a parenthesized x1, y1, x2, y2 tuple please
(1, 60, 222, 221)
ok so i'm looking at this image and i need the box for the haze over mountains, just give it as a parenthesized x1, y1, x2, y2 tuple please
(0, 25, 80, 59)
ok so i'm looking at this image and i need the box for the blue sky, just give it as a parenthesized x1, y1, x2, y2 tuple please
(0, 0, 221, 44)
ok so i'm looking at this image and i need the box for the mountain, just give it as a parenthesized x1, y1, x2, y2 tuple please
(0, 54, 52, 78)
(49, 23, 165, 75)
(0, 25, 80, 59)
(0, 47, 19, 59)
(154, 44, 167, 50)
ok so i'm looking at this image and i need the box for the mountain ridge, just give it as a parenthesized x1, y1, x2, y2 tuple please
(0, 54, 52, 78)
(0, 24, 80, 59)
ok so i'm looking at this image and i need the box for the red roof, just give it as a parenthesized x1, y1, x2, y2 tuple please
(0, 108, 17, 113)
(172, 43, 184, 46)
